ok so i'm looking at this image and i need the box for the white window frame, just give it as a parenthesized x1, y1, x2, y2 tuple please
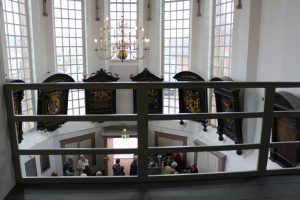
(1, 0, 35, 132)
(109, 0, 139, 63)
(52, 0, 86, 115)
(211, 0, 235, 124)
(162, 0, 192, 114)
(212, 0, 234, 77)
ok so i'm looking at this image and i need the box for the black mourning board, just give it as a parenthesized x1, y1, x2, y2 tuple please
(211, 76, 243, 155)
(6, 79, 25, 143)
(83, 68, 119, 114)
(173, 71, 208, 131)
(270, 91, 300, 167)
(130, 68, 163, 113)
(37, 73, 75, 132)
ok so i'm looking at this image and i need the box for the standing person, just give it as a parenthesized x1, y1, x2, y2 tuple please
(77, 154, 89, 174)
(129, 155, 138, 175)
(63, 156, 74, 176)
(112, 158, 121, 176)
(120, 166, 125, 176)
(172, 152, 183, 171)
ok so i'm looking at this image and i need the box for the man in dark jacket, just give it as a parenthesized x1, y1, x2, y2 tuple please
(63, 157, 74, 176)
(129, 155, 138, 175)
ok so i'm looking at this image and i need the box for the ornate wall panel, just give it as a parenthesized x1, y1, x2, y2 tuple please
(211, 76, 243, 155)
(130, 68, 163, 113)
(173, 71, 208, 131)
(37, 73, 75, 132)
(83, 69, 119, 114)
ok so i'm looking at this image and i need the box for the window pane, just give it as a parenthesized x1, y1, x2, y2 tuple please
(108, 0, 138, 61)
(211, 0, 235, 124)
(2, 0, 34, 131)
(53, 0, 85, 115)
(162, 0, 191, 114)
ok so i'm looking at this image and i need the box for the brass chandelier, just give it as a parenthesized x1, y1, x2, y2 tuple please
(94, 1, 150, 62)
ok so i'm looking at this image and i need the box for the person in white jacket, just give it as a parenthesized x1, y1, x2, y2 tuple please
(77, 154, 89, 172)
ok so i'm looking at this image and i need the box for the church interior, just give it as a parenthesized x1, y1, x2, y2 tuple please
(1, 0, 300, 199)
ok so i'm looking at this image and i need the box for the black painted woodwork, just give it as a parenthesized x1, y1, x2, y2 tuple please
(37, 73, 75, 132)
(270, 91, 300, 167)
(173, 71, 208, 131)
(210, 76, 243, 155)
(6, 79, 25, 143)
(83, 68, 119, 114)
(130, 68, 163, 113)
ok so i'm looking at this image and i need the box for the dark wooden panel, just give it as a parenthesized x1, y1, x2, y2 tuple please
(130, 68, 163, 114)
(270, 91, 300, 167)
(37, 73, 75, 132)
(210, 76, 243, 155)
(83, 68, 119, 115)
(173, 71, 208, 131)
(6, 79, 25, 143)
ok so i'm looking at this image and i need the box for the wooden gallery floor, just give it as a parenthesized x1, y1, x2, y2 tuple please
(5, 175, 300, 200)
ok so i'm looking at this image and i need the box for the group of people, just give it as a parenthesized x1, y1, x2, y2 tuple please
(63, 154, 102, 176)
(112, 155, 138, 176)
(160, 153, 199, 174)
(62, 153, 197, 176)
(63, 154, 138, 176)
(162, 161, 198, 174)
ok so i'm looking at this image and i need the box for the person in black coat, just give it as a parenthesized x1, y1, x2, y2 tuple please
(81, 163, 92, 176)
(129, 155, 138, 175)
(63, 157, 74, 176)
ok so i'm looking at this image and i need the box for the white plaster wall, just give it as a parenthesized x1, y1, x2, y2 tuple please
(231, 0, 265, 146)
(190, 0, 213, 79)
(228, 0, 300, 170)
(258, 0, 300, 90)
(253, 0, 300, 169)
(147, 0, 162, 76)
(18, 122, 101, 176)
(20, 137, 56, 177)
(18, 122, 140, 177)
(149, 120, 196, 166)
(110, 64, 137, 114)
(193, 126, 259, 172)
(0, 14, 15, 199)
(30, 0, 55, 81)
